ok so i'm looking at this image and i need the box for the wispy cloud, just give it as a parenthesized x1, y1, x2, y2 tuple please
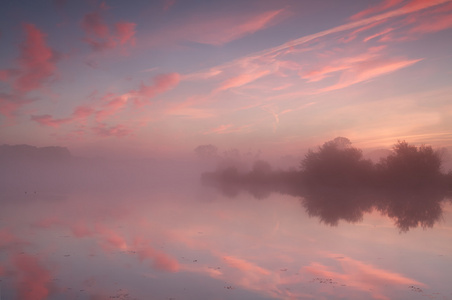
(410, 11, 452, 33)
(12, 23, 57, 93)
(30, 114, 71, 127)
(363, 27, 394, 42)
(216, 69, 271, 92)
(115, 22, 137, 46)
(203, 124, 253, 135)
(133, 72, 180, 106)
(146, 9, 285, 47)
(350, 0, 404, 21)
(81, 5, 137, 52)
(184, 0, 447, 99)
(0, 93, 34, 118)
(134, 238, 180, 272)
(92, 123, 133, 137)
(223, 0, 450, 62)
(303, 254, 425, 300)
(163, 0, 176, 11)
(12, 253, 53, 300)
(186, 9, 284, 46)
(29, 72, 180, 138)
(298, 45, 422, 93)
(318, 58, 421, 93)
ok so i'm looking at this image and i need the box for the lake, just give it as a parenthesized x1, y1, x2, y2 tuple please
(1, 166, 451, 300)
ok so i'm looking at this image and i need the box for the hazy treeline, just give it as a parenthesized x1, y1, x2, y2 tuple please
(0, 144, 72, 162)
(0, 144, 200, 193)
(201, 137, 452, 232)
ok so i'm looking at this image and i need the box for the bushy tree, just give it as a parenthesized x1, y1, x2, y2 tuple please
(300, 137, 373, 187)
(194, 144, 218, 160)
(377, 141, 442, 187)
(251, 160, 272, 175)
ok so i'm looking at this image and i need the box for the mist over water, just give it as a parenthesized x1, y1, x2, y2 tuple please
(2, 0, 452, 298)
(1, 141, 452, 300)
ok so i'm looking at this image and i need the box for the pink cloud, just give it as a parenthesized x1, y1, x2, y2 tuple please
(410, 12, 452, 33)
(401, 0, 448, 11)
(30, 114, 71, 127)
(0, 69, 18, 81)
(363, 27, 394, 42)
(0, 229, 21, 247)
(0, 71, 6, 80)
(96, 94, 130, 120)
(72, 105, 95, 119)
(103, 232, 128, 250)
(303, 255, 425, 300)
(14, 23, 56, 93)
(115, 22, 137, 46)
(216, 255, 299, 298)
(216, 70, 270, 92)
(81, 11, 109, 38)
(83, 38, 116, 52)
(133, 72, 180, 106)
(299, 45, 421, 93)
(223, 256, 270, 276)
(0, 93, 33, 117)
(27, 72, 177, 131)
(71, 222, 93, 238)
(92, 123, 133, 137)
(150, 9, 284, 46)
(166, 106, 215, 119)
(350, 0, 404, 21)
(231, 0, 450, 66)
(320, 58, 422, 92)
(137, 247, 180, 272)
(221, 9, 284, 44)
(190, 9, 283, 45)
(162, 94, 216, 119)
(30, 104, 94, 127)
(81, 7, 137, 51)
(33, 217, 63, 228)
(340, 20, 386, 43)
(203, 124, 253, 135)
(302, 46, 385, 82)
(163, 0, 176, 11)
(12, 253, 53, 300)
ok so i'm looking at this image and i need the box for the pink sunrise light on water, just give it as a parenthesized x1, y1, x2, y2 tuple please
(1, 1, 452, 299)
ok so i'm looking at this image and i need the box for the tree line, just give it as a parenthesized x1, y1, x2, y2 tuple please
(200, 138, 452, 232)
(202, 137, 451, 190)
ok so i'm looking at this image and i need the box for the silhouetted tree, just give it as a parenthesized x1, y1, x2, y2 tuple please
(377, 141, 443, 188)
(300, 137, 373, 187)
(200, 138, 450, 232)
(0, 144, 71, 162)
(217, 148, 245, 171)
(301, 187, 374, 226)
(194, 144, 219, 160)
(376, 188, 444, 232)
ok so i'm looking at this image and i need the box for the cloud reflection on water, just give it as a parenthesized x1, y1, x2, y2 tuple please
(0, 159, 451, 299)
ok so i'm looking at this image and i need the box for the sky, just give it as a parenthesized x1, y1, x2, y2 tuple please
(1, 0, 452, 158)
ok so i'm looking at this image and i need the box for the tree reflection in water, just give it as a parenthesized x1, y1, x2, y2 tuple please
(303, 186, 448, 232)
(201, 138, 451, 232)
(203, 177, 449, 232)
(203, 175, 447, 232)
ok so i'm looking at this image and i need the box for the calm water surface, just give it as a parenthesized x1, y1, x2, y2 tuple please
(1, 176, 451, 300)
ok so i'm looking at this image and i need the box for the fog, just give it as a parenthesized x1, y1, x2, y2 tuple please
(1, 140, 452, 300)
(0, 144, 207, 194)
